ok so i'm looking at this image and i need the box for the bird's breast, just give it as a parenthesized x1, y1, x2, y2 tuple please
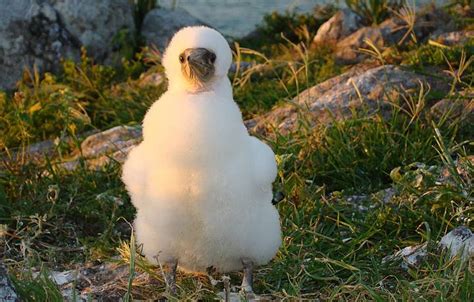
(143, 94, 248, 164)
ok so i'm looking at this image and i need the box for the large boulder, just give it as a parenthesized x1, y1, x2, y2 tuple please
(141, 8, 206, 50)
(0, 0, 80, 90)
(313, 9, 363, 45)
(250, 64, 448, 135)
(0, 0, 135, 90)
(51, 0, 135, 63)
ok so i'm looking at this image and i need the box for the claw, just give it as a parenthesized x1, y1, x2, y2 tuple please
(222, 275, 231, 302)
(163, 259, 178, 295)
(240, 258, 254, 296)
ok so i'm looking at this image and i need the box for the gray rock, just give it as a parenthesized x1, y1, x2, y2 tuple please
(330, 6, 456, 64)
(414, 7, 456, 40)
(0, 0, 80, 90)
(250, 64, 447, 135)
(137, 72, 165, 87)
(56, 125, 142, 171)
(431, 30, 474, 46)
(0, 0, 134, 90)
(0, 262, 18, 302)
(384, 226, 474, 269)
(430, 98, 474, 123)
(439, 226, 474, 262)
(141, 8, 206, 50)
(382, 243, 428, 269)
(229, 61, 254, 74)
(51, 0, 135, 63)
(80, 125, 142, 159)
(335, 27, 384, 64)
(313, 9, 363, 45)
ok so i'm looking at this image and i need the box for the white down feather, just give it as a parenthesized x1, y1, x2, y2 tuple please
(122, 26, 281, 272)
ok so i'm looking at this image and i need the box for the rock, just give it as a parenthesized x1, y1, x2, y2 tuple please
(313, 9, 363, 45)
(80, 125, 142, 159)
(0, 129, 99, 170)
(335, 27, 384, 63)
(229, 61, 254, 74)
(330, 6, 456, 64)
(382, 243, 428, 269)
(50, 270, 76, 286)
(384, 226, 474, 269)
(431, 30, 474, 46)
(439, 226, 474, 262)
(44, 262, 132, 301)
(378, 17, 409, 45)
(55, 126, 142, 171)
(414, 7, 456, 40)
(438, 155, 474, 187)
(0, 0, 135, 90)
(250, 64, 447, 136)
(0, 0, 135, 89)
(141, 8, 206, 50)
(52, 0, 135, 64)
(430, 98, 474, 122)
(0, 262, 18, 301)
(0, 0, 80, 90)
(374, 187, 397, 204)
(137, 72, 165, 87)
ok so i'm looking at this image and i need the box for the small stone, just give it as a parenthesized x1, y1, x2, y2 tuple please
(438, 226, 474, 262)
(431, 30, 474, 46)
(50, 270, 76, 286)
(382, 243, 428, 269)
(138, 72, 165, 87)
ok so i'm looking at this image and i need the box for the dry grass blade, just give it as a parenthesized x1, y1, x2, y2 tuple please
(391, 1, 417, 45)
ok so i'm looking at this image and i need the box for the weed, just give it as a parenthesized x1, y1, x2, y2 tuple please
(345, 0, 402, 25)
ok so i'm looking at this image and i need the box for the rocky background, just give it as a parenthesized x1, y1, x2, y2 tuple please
(0, 1, 473, 301)
(0, 0, 206, 91)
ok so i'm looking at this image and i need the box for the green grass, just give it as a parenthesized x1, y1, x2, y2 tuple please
(345, 0, 402, 25)
(1, 5, 473, 301)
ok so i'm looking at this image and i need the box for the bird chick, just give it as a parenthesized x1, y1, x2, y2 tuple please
(122, 26, 282, 297)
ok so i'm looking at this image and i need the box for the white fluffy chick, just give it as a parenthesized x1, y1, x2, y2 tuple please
(122, 26, 281, 295)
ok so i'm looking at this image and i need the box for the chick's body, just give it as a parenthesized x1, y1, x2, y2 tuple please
(122, 26, 281, 273)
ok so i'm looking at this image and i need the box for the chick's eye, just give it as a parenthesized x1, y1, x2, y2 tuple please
(179, 55, 185, 63)
(209, 53, 216, 63)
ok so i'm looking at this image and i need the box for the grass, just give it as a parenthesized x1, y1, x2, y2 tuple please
(345, 0, 402, 25)
(1, 4, 473, 301)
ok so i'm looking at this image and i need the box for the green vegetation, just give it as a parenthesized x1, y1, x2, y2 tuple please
(0, 49, 164, 149)
(237, 6, 335, 55)
(345, 0, 402, 25)
(1, 4, 473, 301)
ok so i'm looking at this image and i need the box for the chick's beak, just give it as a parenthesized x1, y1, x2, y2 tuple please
(181, 48, 216, 84)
